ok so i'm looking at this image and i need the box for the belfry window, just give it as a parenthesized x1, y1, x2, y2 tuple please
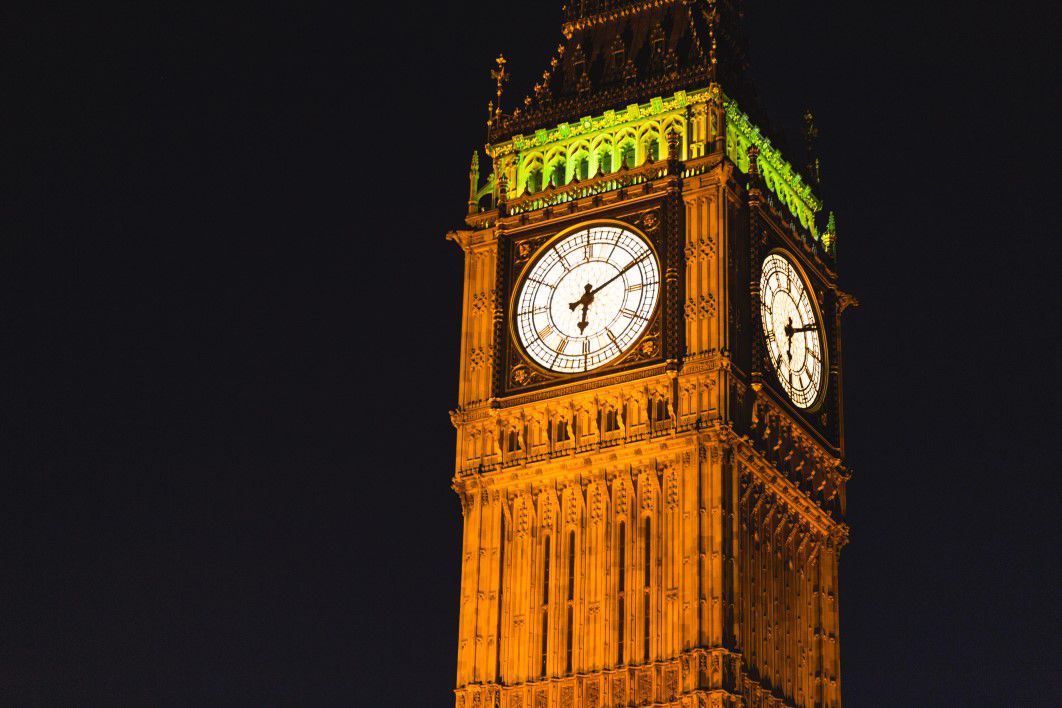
(550, 161, 566, 188)
(598, 149, 612, 175)
(576, 155, 590, 181)
(526, 167, 542, 194)
(620, 143, 636, 170)
(645, 138, 660, 162)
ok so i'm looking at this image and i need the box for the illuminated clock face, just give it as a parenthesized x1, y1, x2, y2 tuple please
(514, 225, 660, 374)
(759, 253, 825, 408)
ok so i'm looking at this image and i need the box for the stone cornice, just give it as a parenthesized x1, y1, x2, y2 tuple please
(734, 435, 849, 543)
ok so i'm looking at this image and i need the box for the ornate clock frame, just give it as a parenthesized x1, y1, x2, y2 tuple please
(493, 196, 685, 398)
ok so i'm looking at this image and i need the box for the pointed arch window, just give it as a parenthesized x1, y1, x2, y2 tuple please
(526, 167, 542, 194)
(620, 142, 636, 170)
(645, 137, 660, 163)
(643, 516, 651, 663)
(616, 520, 626, 665)
(576, 155, 590, 181)
(550, 160, 566, 188)
(650, 397, 670, 422)
(597, 149, 612, 175)
(497, 514, 506, 680)
(555, 417, 571, 444)
(507, 428, 522, 453)
(541, 534, 551, 677)
(565, 530, 576, 674)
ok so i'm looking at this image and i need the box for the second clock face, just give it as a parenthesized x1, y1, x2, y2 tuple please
(760, 252, 825, 409)
(514, 224, 660, 374)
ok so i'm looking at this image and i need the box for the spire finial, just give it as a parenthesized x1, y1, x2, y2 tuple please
(468, 151, 481, 214)
(804, 107, 822, 186)
(822, 211, 838, 255)
(706, 0, 719, 79)
(490, 55, 510, 123)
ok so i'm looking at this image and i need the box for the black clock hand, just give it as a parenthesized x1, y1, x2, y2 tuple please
(569, 284, 594, 333)
(588, 252, 649, 298)
(566, 253, 651, 333)
(783, 317, 818, 340)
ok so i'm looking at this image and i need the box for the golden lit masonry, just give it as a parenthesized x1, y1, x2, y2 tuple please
(448, 2, 854, 706)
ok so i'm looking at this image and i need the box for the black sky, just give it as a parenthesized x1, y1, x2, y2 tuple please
(5, 1, 1061, 705)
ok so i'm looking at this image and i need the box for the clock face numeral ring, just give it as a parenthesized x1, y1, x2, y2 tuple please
(759, 252, 825, 409)
(513, 224, 661, 375)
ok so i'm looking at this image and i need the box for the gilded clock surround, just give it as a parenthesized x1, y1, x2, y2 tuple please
(510, 220, 662, 376)
(448, 3, 853, 707)
(758, 249, 828, 412)
(502, 207, 677, 396)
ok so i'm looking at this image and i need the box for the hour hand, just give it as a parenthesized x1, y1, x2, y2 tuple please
(569, 284, 594, 333)
(569, 284, 594, 311)
(784, 317, 817, 339)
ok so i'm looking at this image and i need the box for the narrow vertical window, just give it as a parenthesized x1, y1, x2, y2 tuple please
(541, 535, 551, 678)
(556, 418, 570, 443)
(646, 138, 660, 162)
(566, 531, 576, 674)
(643, 517, 651, 662)
(617, 521, 626, 665)
(527, 167, 542, 194)
(496, 515, 505, 680)
(551, 161, 565, 188)
(577, 156, 589, 181)
(599, 150, 612, 174)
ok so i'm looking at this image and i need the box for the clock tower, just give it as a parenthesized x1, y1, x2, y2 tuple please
(449, 2, 853, 706)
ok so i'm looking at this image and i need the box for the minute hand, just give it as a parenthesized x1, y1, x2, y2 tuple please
(589, 253, 649, 297)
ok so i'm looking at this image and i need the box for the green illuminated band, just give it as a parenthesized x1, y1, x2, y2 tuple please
(482, 87, 825, 242)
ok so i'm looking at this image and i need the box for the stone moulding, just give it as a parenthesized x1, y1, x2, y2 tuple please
(480, 88, 825, 247)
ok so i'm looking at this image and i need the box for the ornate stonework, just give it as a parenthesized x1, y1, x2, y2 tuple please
(450, 3, 850, 707)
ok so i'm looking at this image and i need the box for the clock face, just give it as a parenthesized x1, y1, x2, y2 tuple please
(514, 224, 660, 374)
(759, 253, 825, 408)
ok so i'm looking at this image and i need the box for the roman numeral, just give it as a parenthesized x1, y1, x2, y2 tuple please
(555, 248, 571, 271)
(538, 325, 554, 340)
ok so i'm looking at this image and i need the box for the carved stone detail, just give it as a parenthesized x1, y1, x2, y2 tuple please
(684, 294, 717, 320)
(586, 680, 600, 708)
(611, 676, 626, 707)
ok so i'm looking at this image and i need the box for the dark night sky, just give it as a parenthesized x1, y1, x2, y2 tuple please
(5, 1, 1060, 705)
